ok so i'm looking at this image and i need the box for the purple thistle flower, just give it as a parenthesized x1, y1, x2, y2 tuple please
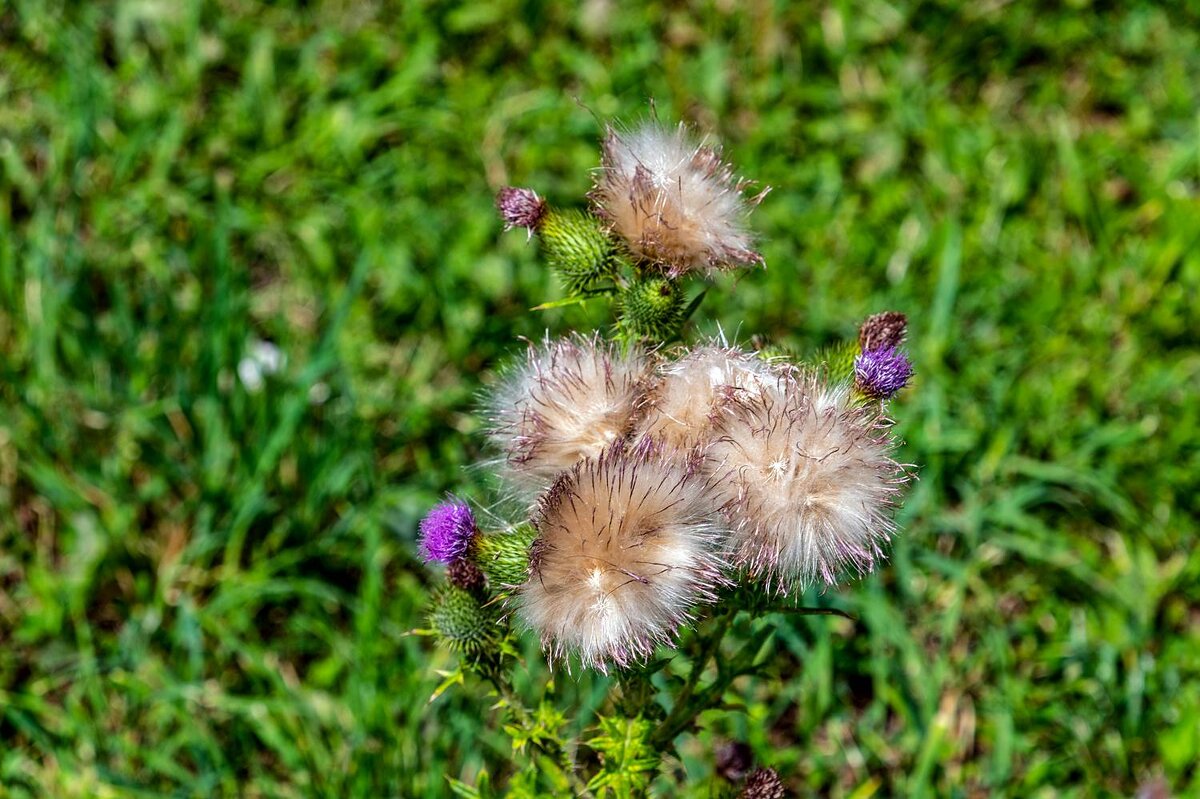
(495, 187, 546, 234)
(854, 345, 913, 399)
(419, 498, 477, 563)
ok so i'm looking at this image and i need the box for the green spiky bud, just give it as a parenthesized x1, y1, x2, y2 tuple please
(539, 209, 619, 294)
(754, 343, 798, 364)
(428, 585, 500, 656)
(616, 277, 686, 342)
(473, 523, 537, 589)
(809, 339, 860, 384)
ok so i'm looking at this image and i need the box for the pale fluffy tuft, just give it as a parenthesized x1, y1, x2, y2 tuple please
(707, 373, 908, 593)
(520, 445, 727, 671)
(486, 334, 653, 499)
(634, 343, 785, 456)
(591, 122, 767, 277)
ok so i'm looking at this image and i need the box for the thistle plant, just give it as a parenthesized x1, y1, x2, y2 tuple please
(416, 119, 916, 798)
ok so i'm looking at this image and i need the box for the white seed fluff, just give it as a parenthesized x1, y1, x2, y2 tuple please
(520, 445, 727, 671)
(707, 374, 908, 593)
(485, 334, 653, 500)
(634, 343, 785, 456)
(591, 122, 767, 277)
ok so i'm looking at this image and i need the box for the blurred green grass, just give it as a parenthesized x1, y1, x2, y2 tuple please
(1, 1, 1198, 796)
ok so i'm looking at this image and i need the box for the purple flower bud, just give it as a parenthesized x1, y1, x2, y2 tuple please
(495, 187, 546, 232)
(859, 311, 908, 351)
(419, 498, 477, 563)
(854, 345, 913, 399)
(447, 557, 486, 593)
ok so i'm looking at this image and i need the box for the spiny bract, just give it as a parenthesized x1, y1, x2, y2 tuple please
(539, 208, 620, 294)
(429, 585, 500, 656)
(615, 276, 686, 342)
(473, 523, 538, 589)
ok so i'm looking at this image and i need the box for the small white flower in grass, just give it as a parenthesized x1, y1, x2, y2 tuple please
(707, 373, 909, 593)
(237, 340, 286, 393)
(634, 342, 785, 457)
(520, 443, 728, 671)
(590, 122, 768, 277)
(485, 333, 654, 500)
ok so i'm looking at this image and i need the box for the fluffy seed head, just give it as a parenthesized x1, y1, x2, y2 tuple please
(635, 344, 783, 456)
(419, 498, 477, 563)
(486, 334, 654, 499)
(854, 346, 913, 400)
(591, 122, 767, 277)
(520, 445, 727, 671)
(859, 311, 908, 351)
(495, 187, 546, 233)
(708, 374, 908, 593)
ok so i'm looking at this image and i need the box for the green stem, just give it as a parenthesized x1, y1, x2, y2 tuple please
(761, 605, 855, 620)
(649, 610, 735, 748)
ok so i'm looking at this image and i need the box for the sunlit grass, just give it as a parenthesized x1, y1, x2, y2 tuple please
(1, 2, 1198, 796)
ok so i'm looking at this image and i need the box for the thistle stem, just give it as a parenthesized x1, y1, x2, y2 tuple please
(649, 609, 735, 748)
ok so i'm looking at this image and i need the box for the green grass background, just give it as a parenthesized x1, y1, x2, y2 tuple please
(2, 1, 1199, 796)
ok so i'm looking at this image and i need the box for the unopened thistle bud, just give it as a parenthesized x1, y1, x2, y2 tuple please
(447, 557, 487, 593)
(615, 277, 686, 342)
(854, 345, 913, 400)
(520, 444, 727, 671)
(473, 523, 538, 589)
(428, 584, 500, 656)
(419, 498, 477, 564)
(539, 208, 621, 294)
(708, 374, 909, 593)
(486, 334, 653, 498)
(738, 768, 786, 799)
(811, 339, 860, 384)
(858, 311, 908, 351)
(591, 122, 767, 277)
(495, 187, 547, 233)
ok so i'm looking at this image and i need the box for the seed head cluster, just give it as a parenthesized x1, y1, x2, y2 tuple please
(590, 122, 767, 277)
(422, 118, 919, 674)
(481, 334, 911, 667)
